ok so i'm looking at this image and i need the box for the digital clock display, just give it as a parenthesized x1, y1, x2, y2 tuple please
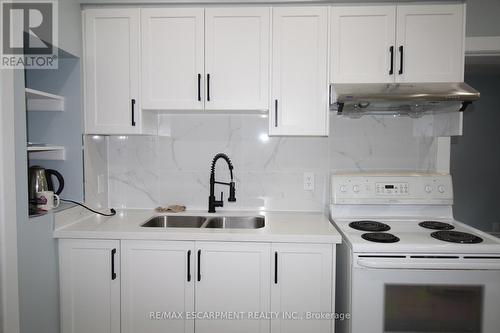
(385, 185, 395, 189)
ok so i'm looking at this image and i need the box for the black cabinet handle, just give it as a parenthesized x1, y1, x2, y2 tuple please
(111, 248, 117, 280)
(389, 46, 394, 75)
(274, 251, 278, 284)
(398, 46, 404, 75)
(274, 100, 278, 127)
(131, 99, 136, 127)
(187, 250, 192, 282)
(206, 74, 211, 101)
(197, 74, 201, 101)
(197, 250, 201, 282)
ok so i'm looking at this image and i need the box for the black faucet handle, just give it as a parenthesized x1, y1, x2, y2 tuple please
(220, 191, 224, 203)
(228, 182, 236, 202)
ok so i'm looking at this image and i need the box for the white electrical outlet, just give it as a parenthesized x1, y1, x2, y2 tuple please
(303, 172, 314, 191)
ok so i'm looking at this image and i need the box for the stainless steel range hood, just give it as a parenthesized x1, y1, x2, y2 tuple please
(330, 82, 480, 118)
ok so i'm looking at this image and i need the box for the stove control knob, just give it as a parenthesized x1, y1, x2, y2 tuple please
(438, 185, 445, 193)
(340, 185, 347, 193)
(425, 185, 432, 193)
(353, 185, 360, 193)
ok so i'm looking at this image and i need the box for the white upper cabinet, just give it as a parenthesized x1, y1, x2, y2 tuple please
(195, 242, 271, 333)
(396, 4, 465, 83)
(330, 3, 465, 84)
(84, 9, 141, 134)
(204, 8, 270, 110)
(59, 239, 120, 333)
(141, 7, 270, 111)
(331, 6, 396, 83)
(141, 8, 204, 110)
(270, 7, 329, 136)
(121, 241, 195, 333)
(271, 243, 333, 333)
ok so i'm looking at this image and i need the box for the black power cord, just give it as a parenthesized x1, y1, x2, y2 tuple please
(61, 199, 116, 217)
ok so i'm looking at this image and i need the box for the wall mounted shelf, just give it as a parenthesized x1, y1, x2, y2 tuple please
(27, 145, 66, 160)
(25, 88, 65, 112)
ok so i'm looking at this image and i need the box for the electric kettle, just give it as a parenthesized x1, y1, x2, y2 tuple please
(28, 166, 65, 200)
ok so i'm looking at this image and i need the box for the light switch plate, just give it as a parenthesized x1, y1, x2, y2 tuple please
(303, 172, 314, 191)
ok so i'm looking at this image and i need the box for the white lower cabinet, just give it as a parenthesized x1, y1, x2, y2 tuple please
(195, 242, 271, 333)
(271, 243, 334, 333)
(121, 240, 195, 333)
(59, 239, 335, 333)
(59, 239, 120, 333)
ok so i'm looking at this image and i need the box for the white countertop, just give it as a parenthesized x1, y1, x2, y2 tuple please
(53, 207, 342, 244)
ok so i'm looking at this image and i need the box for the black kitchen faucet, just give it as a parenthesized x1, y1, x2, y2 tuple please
(208, 153, 236, 213)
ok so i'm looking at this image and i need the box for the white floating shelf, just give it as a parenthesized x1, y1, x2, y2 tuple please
(27, 145, 66, 160)
(25, 88, 65, 112)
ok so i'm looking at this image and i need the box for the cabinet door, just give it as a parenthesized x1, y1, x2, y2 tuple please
(195, 242, 271, 333)
(84, 9, 140, 134)
(141, 8, 204, 110)
(59, 239, 120, 333)
(395, 4, 465, 83)
(121, 241, 195, 333)
(270, 7, 329, 136)
(205, 8, 270, 110)
(271, 243, 333, 333)
(331, 6, 396, 83)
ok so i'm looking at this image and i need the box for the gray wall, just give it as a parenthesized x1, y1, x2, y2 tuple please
(20, 54, 83, 333)
(451, 73, 500, 232)
(11, 68, 59, 333)
(1, 69, 22, 333)
(26, 56, 84, 202)
(17, 65, 63, 333)
(465, 0, 500, 37)
(16, 1, 83, 332)
(17, 213, 60, 333)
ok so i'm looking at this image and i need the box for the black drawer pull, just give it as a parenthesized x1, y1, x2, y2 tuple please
(197, 250, 201, 282)
(111, 248, 117, 280)
(197, 74, 201, 101)
(398, 46, 404, 75)
(207, 74, 211, 101)
(389, 46, 394, 75)
(274, 251, 278, 284)
(187, 250, 192, 282)
(131, 99, 136, 127)
(274, 100, 278, 127)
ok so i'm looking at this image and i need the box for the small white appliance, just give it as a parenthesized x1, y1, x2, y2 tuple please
(330, 173, 500, 333)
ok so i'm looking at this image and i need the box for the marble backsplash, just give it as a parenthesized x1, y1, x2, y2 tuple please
(84, 113, 438, 212)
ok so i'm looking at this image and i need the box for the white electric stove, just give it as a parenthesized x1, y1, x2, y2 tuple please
(330, 173, 500, 333)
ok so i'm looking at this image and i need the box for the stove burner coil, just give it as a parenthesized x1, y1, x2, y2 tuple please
(361, 232, 400, 243)
(419, 221, 455, 230)
(431, 231, 483, 244)
(349, 220, 390, 232)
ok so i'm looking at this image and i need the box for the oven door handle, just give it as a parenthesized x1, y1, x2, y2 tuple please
(357, 259, 500, 270)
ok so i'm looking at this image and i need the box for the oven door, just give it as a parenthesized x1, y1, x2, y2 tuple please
(351, 256, 500, 333)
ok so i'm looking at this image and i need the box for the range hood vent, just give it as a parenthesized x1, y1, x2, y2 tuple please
(330, 82, 480, 118)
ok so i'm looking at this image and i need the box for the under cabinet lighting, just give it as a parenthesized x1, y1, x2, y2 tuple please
(259, 133, 269, 143)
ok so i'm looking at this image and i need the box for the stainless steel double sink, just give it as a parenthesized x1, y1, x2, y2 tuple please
(141, 215, 265, 229)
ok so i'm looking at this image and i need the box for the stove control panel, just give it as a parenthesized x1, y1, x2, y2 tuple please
(376, 182, 409, 195)
(332, 173, 453, 205)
